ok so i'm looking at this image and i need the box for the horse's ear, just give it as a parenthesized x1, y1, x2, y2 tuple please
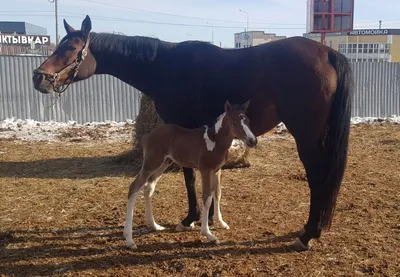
(241, 100, 250, 111)
(224, 100, 231, 112)
(63, 19, 75, 34)
(81, 15, 92, 36)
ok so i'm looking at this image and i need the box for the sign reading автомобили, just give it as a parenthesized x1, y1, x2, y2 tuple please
(0, 34, 50, 45)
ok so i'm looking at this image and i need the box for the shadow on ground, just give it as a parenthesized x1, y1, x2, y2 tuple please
(0, 225, 300, 276)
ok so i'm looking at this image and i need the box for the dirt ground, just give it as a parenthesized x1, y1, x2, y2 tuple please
(0, 124, 399, 277)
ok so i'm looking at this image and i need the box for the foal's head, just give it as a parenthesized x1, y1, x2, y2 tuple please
(224, 101, 257, 148)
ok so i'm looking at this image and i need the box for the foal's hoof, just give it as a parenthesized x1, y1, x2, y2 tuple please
(212, 239, 221, 245)
(219, 222, 230, 230)
(292, 238, 310, 252)
(175, 222, 195, 232)
(125, 243, 138, 250)
(151, 224, 166, 231)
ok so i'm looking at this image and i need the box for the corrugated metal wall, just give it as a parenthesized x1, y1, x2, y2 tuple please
(351, 62, 400, 117)
(1, 56, 399, 123)
(0, 56, 141, 123)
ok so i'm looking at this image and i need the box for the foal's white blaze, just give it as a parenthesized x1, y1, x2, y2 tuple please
(240, 114, 256, 141)
(214, 112, 226, 134)
(203, 126, 216, 151)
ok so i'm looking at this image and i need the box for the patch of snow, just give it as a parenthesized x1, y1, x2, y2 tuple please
(274, 115, 400, 132)
(350, 116, 400, 125)
(0, 115, 398, 143)
(0, 117, 135, 142)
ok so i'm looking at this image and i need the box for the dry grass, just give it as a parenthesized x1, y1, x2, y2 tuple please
(0, 124, 399, 276)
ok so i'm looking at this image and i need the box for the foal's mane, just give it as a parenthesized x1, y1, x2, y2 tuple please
(90, 32, 165, 62)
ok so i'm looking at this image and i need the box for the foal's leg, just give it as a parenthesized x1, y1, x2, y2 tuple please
(123, 169, 152, 249)
(213, 169, 230, 229)
(144, 160, 172, 231)
(200, 169, 218, 243)
(123, 155, 166, 249)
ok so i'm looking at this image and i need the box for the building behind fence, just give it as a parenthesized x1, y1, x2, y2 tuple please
(0, 56, 399, 123)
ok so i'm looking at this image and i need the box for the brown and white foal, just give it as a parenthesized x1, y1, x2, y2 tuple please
(123, 100, 257, 249)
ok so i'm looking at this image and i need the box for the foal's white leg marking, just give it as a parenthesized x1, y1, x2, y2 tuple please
(144, 179, 165, 231)
(203, 126, 216, 151)
(201, 196, 217, 242)
(123, 191, 141, 249)
(213, 191, 230, 230)
(212, 171, 229, 230)
(240, 114, 256, 141)
(214, 112, 226, 134)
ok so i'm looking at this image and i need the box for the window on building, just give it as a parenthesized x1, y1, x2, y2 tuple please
(338, 42, 391, 62)
(385, 44, 390, 53)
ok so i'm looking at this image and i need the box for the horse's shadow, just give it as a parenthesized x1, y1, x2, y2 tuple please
(0, 150, 142, 179)
(0, 148, 239, 180)
(0, 225, 301, 276)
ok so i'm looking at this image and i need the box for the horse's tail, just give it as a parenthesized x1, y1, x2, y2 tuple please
(320, 51, 354, 229)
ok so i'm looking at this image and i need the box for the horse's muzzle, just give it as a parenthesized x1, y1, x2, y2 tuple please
(246, 137, 258, 148)
(32, 72, 52, 94)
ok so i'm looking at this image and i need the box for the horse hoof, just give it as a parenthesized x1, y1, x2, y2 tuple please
(293, 238, 310, 252)
(202, 231, 218, 243)
(220, 222, 230, 229)
(125, 243, 138, 250)
(152, 224, 166, 231)
(212, 239, 221, 245)
(175, 222, 195, 232)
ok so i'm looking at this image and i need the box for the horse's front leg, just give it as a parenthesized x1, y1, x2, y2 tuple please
(213, 168, 229, 229)
(175, 167, 201, 231)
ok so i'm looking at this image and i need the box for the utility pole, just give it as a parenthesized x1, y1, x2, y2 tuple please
(206, 22, 214, 45)
(239, 9, 249, 47)
(49, 0, 59, 45)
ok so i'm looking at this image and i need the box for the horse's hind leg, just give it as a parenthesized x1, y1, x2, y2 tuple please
(292, 139, 330, 251)
(213, 169, 229, 229)
(123, 169, 152, 249)
(144, 159, 173, 231)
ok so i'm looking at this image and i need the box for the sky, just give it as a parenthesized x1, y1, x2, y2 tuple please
(2, 0, 400, 48)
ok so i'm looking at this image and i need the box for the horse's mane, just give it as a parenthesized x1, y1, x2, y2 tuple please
(90, 32, 163, 62)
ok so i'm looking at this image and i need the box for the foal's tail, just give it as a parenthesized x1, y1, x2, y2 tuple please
(320, 51, 354, 229)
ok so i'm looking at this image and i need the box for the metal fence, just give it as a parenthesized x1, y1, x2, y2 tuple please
(351, 62, 400, 117)
(0, 56, 141, 123)
(0, 56, 399, 123)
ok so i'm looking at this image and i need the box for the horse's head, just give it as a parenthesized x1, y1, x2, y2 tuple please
(224, 100, 257, 148)
(32, 15, 96, 95)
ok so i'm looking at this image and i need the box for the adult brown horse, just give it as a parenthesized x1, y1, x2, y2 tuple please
(32, 15, 353, 251)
